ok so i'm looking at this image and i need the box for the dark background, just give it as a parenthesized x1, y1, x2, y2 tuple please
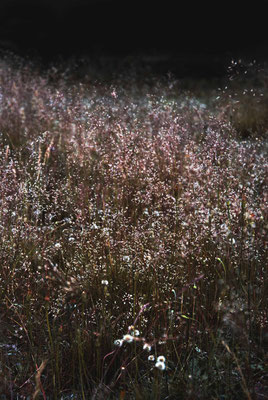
(0, 0, 268, 76)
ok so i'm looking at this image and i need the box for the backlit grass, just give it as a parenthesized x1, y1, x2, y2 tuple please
(0, 54, 267, 399)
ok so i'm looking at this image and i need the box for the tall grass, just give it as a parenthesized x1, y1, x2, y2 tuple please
(0, 54, 267, 399)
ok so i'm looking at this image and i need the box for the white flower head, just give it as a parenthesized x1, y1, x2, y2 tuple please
(155, 360, 166, 370)
(148, 355, 155, 361)
(134, 329, 140, 336)
(101, 280, 109, 286)
(157, 355, 166, 363)
(128, 325, 135, 332)
(114, 339, 123, 347)
(123, 334, 134, 343)
(143, 343, 152, 352)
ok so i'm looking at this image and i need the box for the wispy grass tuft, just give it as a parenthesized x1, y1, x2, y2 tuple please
(0, 54, 267, 399)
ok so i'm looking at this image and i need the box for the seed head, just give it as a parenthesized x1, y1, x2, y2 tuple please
(155, 360, 166, 370)
(128, 325, 135, 331)
(123, 334, 134, 343)
(143, 343, 152, 352)
(157, 355, 166, 363)
(114, 339, 123, 347)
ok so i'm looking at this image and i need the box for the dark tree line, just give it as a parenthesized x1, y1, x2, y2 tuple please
(0, 0, 268, 64)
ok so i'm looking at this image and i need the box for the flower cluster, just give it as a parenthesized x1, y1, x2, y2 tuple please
(114, 325, 140, 346)
(114, 325, 167, 370)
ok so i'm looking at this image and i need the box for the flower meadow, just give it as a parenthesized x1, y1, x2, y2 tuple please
(0, 55, 267, 399)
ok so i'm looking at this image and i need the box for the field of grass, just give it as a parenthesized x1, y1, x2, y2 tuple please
(0, 54, 267, 399)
